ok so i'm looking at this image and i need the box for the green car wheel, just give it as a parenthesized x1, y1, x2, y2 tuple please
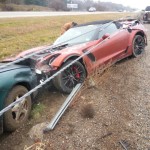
(3, 85, 31, 132)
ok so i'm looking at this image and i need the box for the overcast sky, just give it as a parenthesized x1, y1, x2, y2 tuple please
(98, 0, 150, 9)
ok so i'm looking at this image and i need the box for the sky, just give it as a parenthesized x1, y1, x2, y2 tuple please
(97, 0, 150, 10)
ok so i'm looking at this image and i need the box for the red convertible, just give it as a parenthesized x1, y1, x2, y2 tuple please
(4, 19, 147, 93)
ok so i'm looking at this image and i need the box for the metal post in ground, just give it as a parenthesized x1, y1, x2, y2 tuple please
(43, 83, 82, 132)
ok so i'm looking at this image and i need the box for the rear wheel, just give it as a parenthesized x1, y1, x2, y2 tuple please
(132, 35, 145, 57)
(4, 85, 31, 132)
(53, 60, 86, 93)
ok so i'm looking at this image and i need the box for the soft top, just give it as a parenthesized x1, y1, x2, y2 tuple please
(75, 20, 113, 27)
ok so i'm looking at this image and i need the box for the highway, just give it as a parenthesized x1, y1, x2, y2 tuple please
(0, 11, 119, 18)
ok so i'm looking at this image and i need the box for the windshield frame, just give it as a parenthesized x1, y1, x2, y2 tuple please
(53, 24, 101, 46)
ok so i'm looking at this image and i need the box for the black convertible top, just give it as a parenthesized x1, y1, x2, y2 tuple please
(75, 20, 113, 27)
(74, 20, 122, 29)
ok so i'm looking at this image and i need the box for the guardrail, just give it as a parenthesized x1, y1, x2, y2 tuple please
(0, 18, 127, 119)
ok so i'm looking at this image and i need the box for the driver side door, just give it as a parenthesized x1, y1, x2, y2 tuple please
(92, 22, 130, 68)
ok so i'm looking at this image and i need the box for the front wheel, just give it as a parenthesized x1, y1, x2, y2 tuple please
(53, 60, 86, 93)
(132, 35, 145, 57)
(4, 85, 31, 132)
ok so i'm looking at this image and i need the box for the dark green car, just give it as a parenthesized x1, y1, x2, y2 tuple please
(0, 63, 37, 134)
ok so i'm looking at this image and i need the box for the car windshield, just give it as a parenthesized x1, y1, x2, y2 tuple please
(53, 25, 100, 46)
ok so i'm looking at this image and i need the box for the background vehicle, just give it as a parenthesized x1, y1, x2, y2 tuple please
(0, 63, 37, 133)
(3, 19, 147, 94)
(142, 6, 150, 22)
(88, 7, 96, 12)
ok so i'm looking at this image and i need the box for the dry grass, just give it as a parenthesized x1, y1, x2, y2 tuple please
(0, 13, 133, 60)
(24, 141, 50, 150)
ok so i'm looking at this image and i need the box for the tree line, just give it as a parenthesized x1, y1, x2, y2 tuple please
(0, 0, 133, 11)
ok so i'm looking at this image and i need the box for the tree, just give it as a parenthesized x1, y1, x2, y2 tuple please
(0, 0, 7, 3)
(49, 0, 66, 11)
(25, 0, 47, 6)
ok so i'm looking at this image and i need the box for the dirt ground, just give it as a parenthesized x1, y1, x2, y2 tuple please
(0, 24, 150, 150)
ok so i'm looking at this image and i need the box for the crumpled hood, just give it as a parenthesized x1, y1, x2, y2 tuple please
(3, 45, 50, 62)
(0, 63, 28, 73)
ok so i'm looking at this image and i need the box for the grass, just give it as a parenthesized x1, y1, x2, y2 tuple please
(31, 103, 46, 119)
(0, 13, 133, 60)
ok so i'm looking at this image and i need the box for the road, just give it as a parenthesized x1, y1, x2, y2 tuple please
(0, 11, 119, 18)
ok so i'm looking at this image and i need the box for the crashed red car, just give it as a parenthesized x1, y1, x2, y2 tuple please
(4, 19, 147, 93)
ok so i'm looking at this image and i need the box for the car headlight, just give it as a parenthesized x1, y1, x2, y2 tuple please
(35, 69, 42, 74)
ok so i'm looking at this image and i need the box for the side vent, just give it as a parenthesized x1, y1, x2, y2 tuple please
(82, 50, 96, 62)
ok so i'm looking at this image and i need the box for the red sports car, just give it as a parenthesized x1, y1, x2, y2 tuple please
(4, 19, 147, 93)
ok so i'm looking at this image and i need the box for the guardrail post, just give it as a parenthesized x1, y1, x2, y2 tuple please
(43, 83, 82, 132)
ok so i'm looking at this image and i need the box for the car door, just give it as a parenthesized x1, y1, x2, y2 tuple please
(92, 22, 130, 68)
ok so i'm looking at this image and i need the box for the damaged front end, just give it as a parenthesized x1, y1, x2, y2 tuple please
(34, 53, 61, 85)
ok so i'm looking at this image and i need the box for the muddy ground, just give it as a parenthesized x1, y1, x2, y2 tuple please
(0, 24, 150, 150)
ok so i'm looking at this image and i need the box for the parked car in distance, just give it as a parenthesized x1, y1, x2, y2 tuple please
(0, 63, 37, 134)
(4, 19, 147, 94)
(142, 6, 150, 22)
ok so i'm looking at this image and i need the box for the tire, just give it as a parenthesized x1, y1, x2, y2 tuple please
(132, 35, 145, 58)
(4, 85, 31, 132)
(53, 60, 86, 94)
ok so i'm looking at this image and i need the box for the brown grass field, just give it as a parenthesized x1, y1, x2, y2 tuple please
(0, 13, 133, 60)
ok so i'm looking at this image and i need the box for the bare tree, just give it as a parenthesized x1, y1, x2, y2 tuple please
(49, 0, 66, 11)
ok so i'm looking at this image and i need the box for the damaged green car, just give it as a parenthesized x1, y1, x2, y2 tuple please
(0, 63, 37, 134)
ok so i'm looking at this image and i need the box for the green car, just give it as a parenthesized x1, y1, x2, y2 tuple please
(0, 63, 37, 134)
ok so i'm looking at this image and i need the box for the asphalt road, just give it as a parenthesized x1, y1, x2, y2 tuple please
(0, 11, 119, 18)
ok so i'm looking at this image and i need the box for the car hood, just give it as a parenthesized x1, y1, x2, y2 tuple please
(48, 40, 99, 57)
(3, 40, 100, 68)
(61, 42, 97, 53)
(36, 40, 100, 62)
(0, 63, 28, 73)
(3, 45, 50, 62)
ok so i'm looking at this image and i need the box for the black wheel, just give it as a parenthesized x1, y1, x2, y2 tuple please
(132, 35, 145, 57)
(53, 60, 86, 93)
(4, 85, 31, 132)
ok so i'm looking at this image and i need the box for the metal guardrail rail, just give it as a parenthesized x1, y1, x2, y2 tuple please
(44, 83, 82, 132)
(0, 17, 133, 117)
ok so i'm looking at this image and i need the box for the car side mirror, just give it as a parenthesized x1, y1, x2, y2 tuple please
(102, 33, 110, 40)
